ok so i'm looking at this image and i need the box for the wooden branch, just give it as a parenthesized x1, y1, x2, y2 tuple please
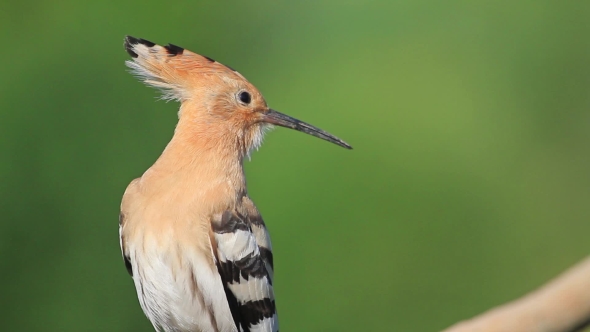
(442, 256, 590, 332)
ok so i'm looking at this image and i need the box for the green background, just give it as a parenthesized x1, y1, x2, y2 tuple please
(1, 1, 589, 331)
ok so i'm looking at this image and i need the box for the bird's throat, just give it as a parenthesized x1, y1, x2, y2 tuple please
(146, 127, 247, 200)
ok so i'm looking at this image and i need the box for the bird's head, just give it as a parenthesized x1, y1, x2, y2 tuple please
(124, 36, 351, 157)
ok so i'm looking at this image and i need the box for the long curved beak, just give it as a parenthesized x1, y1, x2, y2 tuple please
(262, 109, 352, 149)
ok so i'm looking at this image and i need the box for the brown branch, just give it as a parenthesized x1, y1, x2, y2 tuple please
(442, 256, 590, 332)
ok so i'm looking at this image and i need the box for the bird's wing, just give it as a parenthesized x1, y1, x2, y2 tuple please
(119, 178, 140, 278)
(119, 211, 133, 277)
(211, 202, 278, 332)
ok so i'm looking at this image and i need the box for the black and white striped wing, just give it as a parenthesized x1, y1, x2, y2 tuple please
(212, 210, 278, 332)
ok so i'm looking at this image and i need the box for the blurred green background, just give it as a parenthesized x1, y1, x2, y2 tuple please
(1, 1, 590, 331)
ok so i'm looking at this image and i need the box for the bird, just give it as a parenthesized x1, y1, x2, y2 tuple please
(119, 35, 352, 332)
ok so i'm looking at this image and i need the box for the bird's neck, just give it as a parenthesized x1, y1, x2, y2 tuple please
(145, 115, 247, 203)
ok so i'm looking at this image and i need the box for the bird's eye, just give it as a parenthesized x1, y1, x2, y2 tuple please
(238, 91, 251, 105)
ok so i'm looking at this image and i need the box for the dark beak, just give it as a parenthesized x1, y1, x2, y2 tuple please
(262, 109, 352, 149)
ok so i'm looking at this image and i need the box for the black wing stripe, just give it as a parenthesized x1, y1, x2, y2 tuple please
(218, 251, 270, 283)
(258, 246, 274, 271)
(119, 212, 133, 276)
(213, 211, 250, 234)
(239, 299, 276, 329)
(124, 254, 133, 276)
(213, 209, 278, 332)
(217, 263, 242, 331)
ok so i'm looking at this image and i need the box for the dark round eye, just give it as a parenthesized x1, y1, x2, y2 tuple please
(238, 91, 251, 105)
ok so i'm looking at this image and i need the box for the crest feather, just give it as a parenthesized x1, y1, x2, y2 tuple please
(124, 36, 240, 101)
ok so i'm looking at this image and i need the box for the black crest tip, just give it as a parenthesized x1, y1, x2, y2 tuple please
(124, 35, 139, 58)
(164, 43, 184, 56)
(125, 35, 139, 45)
(124, 36, 156, 58)
(137, 38, 155, 47)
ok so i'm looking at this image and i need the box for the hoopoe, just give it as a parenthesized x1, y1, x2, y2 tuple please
(119, 36, 351, 332)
